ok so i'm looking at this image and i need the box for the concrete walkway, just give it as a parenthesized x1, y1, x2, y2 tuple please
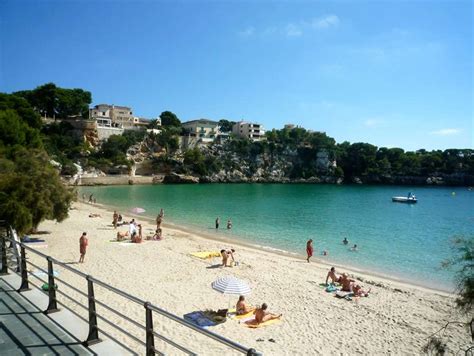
(0, 274, 131, 355)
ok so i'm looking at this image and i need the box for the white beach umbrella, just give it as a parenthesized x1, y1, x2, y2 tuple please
(211, 276, 251, 296)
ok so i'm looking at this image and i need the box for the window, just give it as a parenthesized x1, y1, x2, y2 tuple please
(102, 111, 106, 115)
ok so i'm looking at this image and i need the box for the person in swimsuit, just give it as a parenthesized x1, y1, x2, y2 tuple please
(306, 239, 313, 263)
(254, 303, 282, 324)
(220, 249, 235, 266)
(352, 284, 371, 297)
(79, 232, 88, 263)
(339, 273, 355, 292)
(215, 217, 220, 229)
(342, 237, 348, 245)
(325, 267, 339, 285)
(113, 211, 118, 229)
(236, 295, 252, 315)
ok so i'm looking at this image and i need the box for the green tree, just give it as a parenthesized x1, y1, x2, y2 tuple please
(425, 237, 474, 355)
(148, 118, 161, 129)
(443, 237, 474, 314)
(0, 149, 74, 233)
(159, 111, 181, 127)
(0, 93, 42, 129)
(0, 110, 42, 149)
(218, 119, 235, 133)
(14, 83, 92, 119)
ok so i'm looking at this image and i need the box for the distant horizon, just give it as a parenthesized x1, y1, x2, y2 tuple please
(1, 1, 472, 151)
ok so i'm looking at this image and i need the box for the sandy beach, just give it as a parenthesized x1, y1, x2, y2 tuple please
(24, 201, 469, 355)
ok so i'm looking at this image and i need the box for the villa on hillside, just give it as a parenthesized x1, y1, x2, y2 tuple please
(89, 104, 151, 130)
(232, 120, 265, 141)
(182, 119, 220, 143)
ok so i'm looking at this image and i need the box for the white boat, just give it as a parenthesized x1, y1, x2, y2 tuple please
(392, 196, 417, 203)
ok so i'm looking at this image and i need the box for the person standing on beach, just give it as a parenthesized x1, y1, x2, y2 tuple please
(129, 219, 137, 239)
(215, 217, 220, 229)
(227, 219, 232, 230)
(88, 194, 94, 203)
(156, 214, 163, 229)
(79, 232, 88, 263)
(306, 239, 313, 263)
(113, 211, 118, 229)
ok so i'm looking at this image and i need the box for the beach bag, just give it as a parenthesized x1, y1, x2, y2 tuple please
(217, 309, 228, 317)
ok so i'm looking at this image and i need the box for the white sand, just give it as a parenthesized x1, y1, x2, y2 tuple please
(24, 202, 470, 355)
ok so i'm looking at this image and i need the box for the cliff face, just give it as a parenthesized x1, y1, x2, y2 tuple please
(161, 142, 340, 184)
(117, 140, 474, 186)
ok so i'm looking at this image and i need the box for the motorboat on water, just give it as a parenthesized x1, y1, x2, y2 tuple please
(392, 196, 417, 203)
(392, 193, 417, 203)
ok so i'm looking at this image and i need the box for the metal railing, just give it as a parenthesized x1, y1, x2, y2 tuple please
(0, 222, 261, 355)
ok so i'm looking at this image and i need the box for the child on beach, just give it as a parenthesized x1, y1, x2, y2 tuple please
(79, 232, 88, 263)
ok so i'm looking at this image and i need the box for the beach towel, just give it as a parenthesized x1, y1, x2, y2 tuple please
(23, 236, 46, 243)
(229, 309, 256, 320)
(243, 317, 282, 328)
(32, 270, 59, 278)
(335, 291, 354, 300)
(325, 284, 338, 293)
(183, 311, 216, 328)
(190, 251, 221, 259)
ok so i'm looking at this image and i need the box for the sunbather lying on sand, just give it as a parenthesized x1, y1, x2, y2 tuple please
(116, 231, 129, 241)
(352, 284, 371, 297)
(236, 295, 253, 315)
(89, 213, 101, 218)
(255, 303, 281, 324)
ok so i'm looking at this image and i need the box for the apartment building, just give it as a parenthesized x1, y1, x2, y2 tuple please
(89, 104, 135, 128)
(232, 121, 265, 141)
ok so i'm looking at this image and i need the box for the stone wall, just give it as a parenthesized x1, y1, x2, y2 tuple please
(97, 126, 125, 141)
(72, 175, 164, 186)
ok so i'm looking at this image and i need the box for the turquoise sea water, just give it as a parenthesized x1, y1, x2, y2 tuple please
(80, 184, 474, 291)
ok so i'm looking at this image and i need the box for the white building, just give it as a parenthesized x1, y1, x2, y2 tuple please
(182, 119, 220, 143)
(232, 121, 265, 141)
(90, 104, 132, 128)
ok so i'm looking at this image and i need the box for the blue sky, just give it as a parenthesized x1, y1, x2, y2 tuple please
(1, 0, 472, 150)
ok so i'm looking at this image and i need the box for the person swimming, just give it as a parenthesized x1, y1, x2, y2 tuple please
(342, 237, 349, 245)
(351, 244, 358, 251)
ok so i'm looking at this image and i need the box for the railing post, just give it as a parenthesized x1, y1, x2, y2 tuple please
(18, 246, 30, 292)
(44, 257, 59, 314)
(83, 276, 101, 346)
(145, 302, 155, 356)
(0, 231, 9, 275)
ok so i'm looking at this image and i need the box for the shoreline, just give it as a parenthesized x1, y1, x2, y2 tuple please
(89, 200, 454, 295)
(70, 177, 474, 187)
